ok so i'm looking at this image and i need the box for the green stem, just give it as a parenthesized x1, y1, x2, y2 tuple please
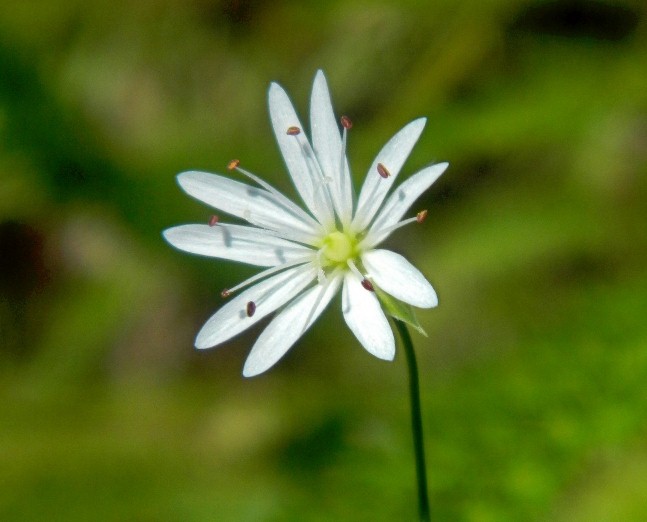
(395, 319, 430, 522)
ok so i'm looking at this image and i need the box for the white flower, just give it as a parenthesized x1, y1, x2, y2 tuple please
(164, 70, 448, 377)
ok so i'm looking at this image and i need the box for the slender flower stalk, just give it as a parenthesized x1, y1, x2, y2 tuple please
(164, 70, 448, 377)
(396, 320, 431, 522)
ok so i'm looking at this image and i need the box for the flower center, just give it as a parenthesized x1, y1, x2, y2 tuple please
(322, 231, 356, 264)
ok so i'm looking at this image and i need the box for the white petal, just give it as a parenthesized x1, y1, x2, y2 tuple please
(310, 70, 353, 225)
(242, 270, 343, 377)
(163, 224, 313, 267)
(367, 162, 448, 247)
(352, 118, 426, 232)
(177, 171, 318, 240)
(341, 272, 395, 360)
(195, 264, 316, 349)
(362, 249, 438, 308)
(268, 82, 335, 226)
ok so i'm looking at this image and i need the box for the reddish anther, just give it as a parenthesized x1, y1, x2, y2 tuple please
(416, 210, 428, 224)
(377, 163, 390, 179)
(227, 159, 240, 170)
(246, 301, 256, 317)
(220, 289, 231, 298)
(341, 115, 353, 129)
(208, 215, 219, 227)
(286, 126, 301, 136)
(361, 279, 375, 292)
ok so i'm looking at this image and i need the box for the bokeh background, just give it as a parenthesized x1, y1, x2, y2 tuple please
(2, 0, 647, 520)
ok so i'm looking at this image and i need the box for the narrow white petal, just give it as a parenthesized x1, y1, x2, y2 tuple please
(242, 271, 343, 377)
(163, 224, 313, 267)
(195, 264, 316, 349)
(366, 162, 448, 247)
(310, 70, 353, 224)
(268, 83, 335, 225)
(362, 249, 438, 308)
(352, 118, 427, 232)
(341, 272, 395, 360)
(177, 171, 318, 239)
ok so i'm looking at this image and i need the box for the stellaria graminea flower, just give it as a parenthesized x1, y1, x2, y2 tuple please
(164, 70, 448, 377)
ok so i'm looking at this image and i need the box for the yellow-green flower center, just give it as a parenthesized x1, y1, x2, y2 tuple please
(322, 231, 356, 264)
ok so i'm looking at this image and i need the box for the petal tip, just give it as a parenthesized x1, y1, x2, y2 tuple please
(422, 287, 439, 308)
(404, 117, 426, 135)
(176, 170, 199, 189)
(379, 346, 396, 361)
(314, 69, 326, 83)
(242, 359, 268, 378)
(161, 226, 187, 250)
(431, 162, 449, 178)
(268, 82, 285, 98)
(194, 334, 214, 350)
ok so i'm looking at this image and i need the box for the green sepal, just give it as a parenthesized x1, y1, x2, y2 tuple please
(374, 286, 427, 337)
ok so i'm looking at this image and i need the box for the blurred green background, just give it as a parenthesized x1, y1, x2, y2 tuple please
(1, 0, 647, 520)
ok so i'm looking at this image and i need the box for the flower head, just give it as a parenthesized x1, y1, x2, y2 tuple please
(164, 70, 447, 377)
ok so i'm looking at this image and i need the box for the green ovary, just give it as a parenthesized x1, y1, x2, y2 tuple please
(322, 231, 357, 264)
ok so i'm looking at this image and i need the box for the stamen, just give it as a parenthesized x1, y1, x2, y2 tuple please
(316, 248, 326, 267)
(299, 268, 342, 336)
(374, 216, 418, 235)
(351, 160, 390, 228)
(233, 165, 287, 201)
(314, 246, 328, 284)
(246, 301, 256, 317)
(358, 214, 423, 250)
(289, 131, 336, 227)
(338, 116, 351, 226)
(224, 257, 313, 296)
(230, 163, 325, 239)
(208, 215, 219, 227)
(361, 279, 375, 292)
(346, 259, 365, 281)
(253, 226, 322, 248)
(416, 210, 428, 223)
(287, 126, 301, 136)
(218, 210, 320, 246)
(222, 162, 325, 242)
(377, 163, 391, 179)
(221, 288, 231, 298)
